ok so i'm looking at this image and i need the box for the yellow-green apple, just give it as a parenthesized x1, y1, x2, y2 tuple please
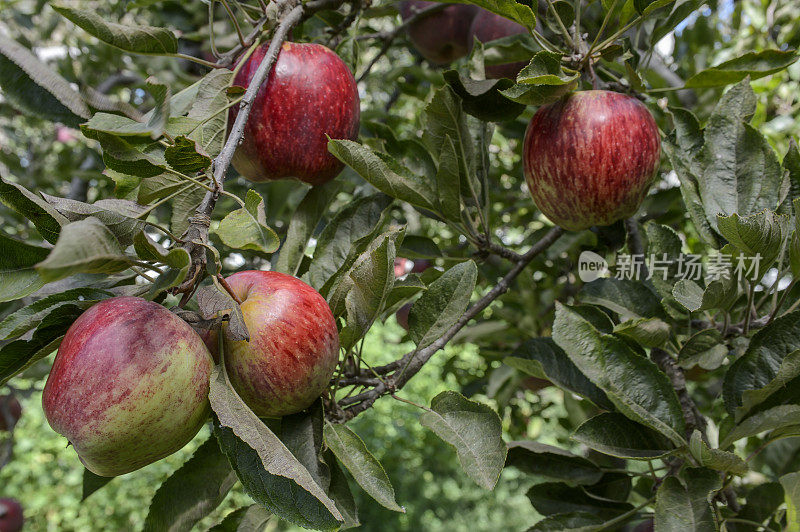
(0, 395, 21, 431)
(221, 271, 339, 417)
(469, 10, 528, 79)
(230, 42, 360, 186)
(0, 498, 22, 532)
(523, 90, 660, 231)
(42, 297, 213, 477)
(400, 0, 478, 65)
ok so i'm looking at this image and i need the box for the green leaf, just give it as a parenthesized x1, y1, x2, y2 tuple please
(187, 70, 235, 158)
(644, 222, 683, 297)
(52, 5, 178, 54)
(326, 456, 360, 529)
(780, 473, 800, 532)
(499, 52, 579, 105)
(721, 405, 800, 449)
(0, 287, 110, 340)
(440, 0, 536, 29)
(434, 135, 462, 222)
(208, 505, 272, 532)
(677, 329, 728, 371)
(723, 311, 800, 417)
(579, 278, 667, 320)
(164, 136, 212, 174)
(688, 431, 748, 476)
(0, 34, 90, 126)
(170, 185, 206, 237)
(727, 482, 784, 532)
(280, 402, 329, 492)
(442, 71, 525, 122)
(527, 512, 606, 531)
(408, 261, 477, 349)
(552, 303, 686, 445)
(0, 232, 50, 303)
(35, 217, 132, 283)
(196, 284, 249, 342)
(504, 337, 614, 410)
(0, 177, 67, 243)
(143, 437, 236, 532)
(0, 304, 81, 385)
(698, 79, 783, 230)
(572, 412, 676, 460)
(137, 172, 186, 204)
(323, 423, 403, 512)
(209, 364, 343, 529)
(41, 193, 147, 247)
(82, 469, 113, 501)
(672, 276, 737, 313)
(505, 441, 602, 485)
(613, 317, 670, 348)
(214, 190, 279, 254)
(422, 87, 474, 189)
(717, 210, 790, 275)
(80, 130, 167, 178)
(527, 482, 633, 519)
(419, 391, 506, 490)
(654, 468, 721, 531)
(684, 50, 799, 88)
(328, 228, 401, 351)
(308, 194, 392, 291)
(275, 182, 340, 277)
(328, 140, 437, 212)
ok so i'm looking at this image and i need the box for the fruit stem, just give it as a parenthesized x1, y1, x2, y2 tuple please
(220, 0, 248, 48)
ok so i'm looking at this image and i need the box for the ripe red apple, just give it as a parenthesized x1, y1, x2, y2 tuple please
(400, 1, 478, 65)
(396, 303, 412, 331)
(0, 498, 23, 532)
(221, 271, 339, 417)
(0, 395, 21, 432)
(230, 42, 360, 186)
(523, 90, 660, 231)
(42, 297, 214, 477)
(469, 10, 528, 79)
(411, 259, 432, 273)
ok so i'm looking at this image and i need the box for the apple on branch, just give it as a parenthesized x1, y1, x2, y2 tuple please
(42, 297, 214, 477)
(469, 10, 528, 79)
(0, 395, 21, 432)
(230, 42, 360, 186)
(0, 498, 23, 532)
(400, 0, 478, 65)
(220, 271, 339, 418)
(523, 90, 661, 231)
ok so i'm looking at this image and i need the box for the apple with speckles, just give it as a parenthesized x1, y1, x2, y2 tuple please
(221, 271, 339, 418)
(523, 90, 660, 231)
(469, 10, 528, 79)
(400, 0, 478, 65)
(230, 42, 360, 186)
(0, 498, 23, 532)
(0, 395, 21, 432)
(42, 297, 214, 477)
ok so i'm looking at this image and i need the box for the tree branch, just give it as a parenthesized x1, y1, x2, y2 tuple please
(175, 0, 350, 298)
(330, 226, 565, 422)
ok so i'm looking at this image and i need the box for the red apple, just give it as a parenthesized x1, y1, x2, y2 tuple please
(411, 259, 432, 273)
(230, 42, 360, 186)
(396, 303, 412, 331)
(42, 297, 214, 477)
(523, 90, 660, 231)
(470, 10, 528, 79)
(222, 271, 339, 417)
(0, 395, 21, 432)
(394, 257, 409, 277)
(0, 498, 22, 532)
(400, 1, 478, 65)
